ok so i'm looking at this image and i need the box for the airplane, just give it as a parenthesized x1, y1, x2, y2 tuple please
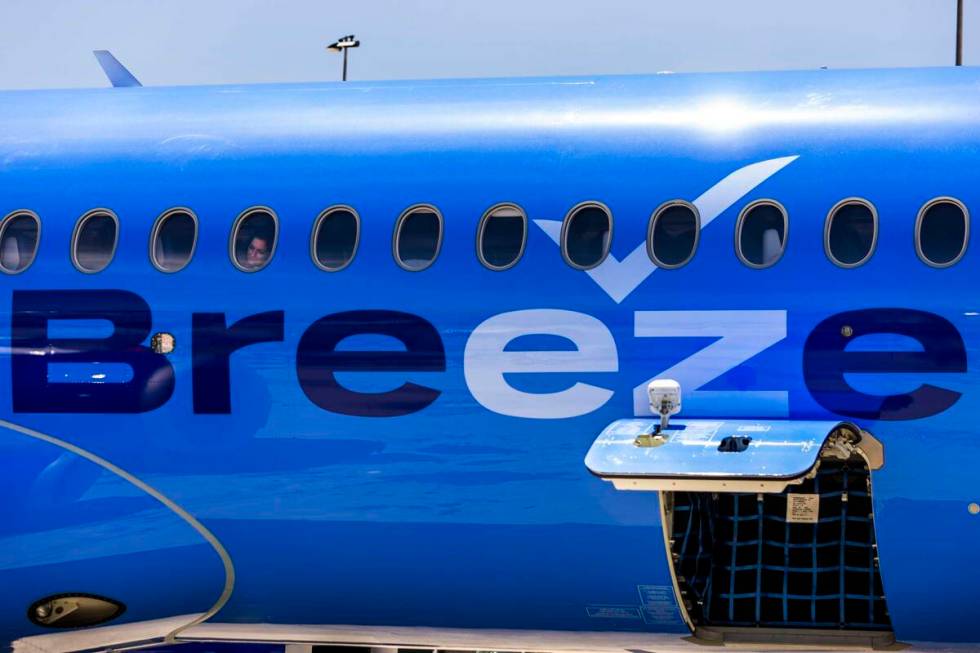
(0, 52, 977, 653)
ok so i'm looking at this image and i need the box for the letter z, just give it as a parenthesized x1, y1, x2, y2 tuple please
(632, 310, 788, 417)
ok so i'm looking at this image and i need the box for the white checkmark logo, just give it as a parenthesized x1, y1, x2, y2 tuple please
(534, 155, 798, 303)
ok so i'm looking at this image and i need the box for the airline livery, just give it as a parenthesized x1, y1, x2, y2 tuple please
(0, 64, 978, 652)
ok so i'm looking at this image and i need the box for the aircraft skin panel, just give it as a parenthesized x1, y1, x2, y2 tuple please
(0, 425, 225, 646)
(0, 67, 977, 648)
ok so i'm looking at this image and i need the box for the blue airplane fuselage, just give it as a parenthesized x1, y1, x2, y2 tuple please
(0, 67, 977, 649)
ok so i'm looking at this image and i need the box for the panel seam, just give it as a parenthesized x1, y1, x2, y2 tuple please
(0, 418, 235, 644)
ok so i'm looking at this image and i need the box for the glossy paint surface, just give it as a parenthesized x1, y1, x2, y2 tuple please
(585, 418, 842, 480)
(0, 428, 223, 645)
(0, 67, 979, 648)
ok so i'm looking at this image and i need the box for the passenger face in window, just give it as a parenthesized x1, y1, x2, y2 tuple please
(245, 235, 270, 270)
(232, 209, 277, 272)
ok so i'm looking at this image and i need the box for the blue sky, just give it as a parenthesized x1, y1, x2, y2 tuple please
(0, 0, 974, 89)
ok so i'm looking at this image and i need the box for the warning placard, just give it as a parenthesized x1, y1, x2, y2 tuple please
(786, 493, 820, 523)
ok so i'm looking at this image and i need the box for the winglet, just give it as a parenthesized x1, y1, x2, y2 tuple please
(93, 50, 142, 88)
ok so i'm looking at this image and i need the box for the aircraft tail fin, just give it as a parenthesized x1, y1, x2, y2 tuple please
(93, 50, 142, 88)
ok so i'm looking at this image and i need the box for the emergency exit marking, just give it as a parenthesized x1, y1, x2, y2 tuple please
(787, 494, 820, 523)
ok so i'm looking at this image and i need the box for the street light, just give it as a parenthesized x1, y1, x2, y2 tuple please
(327, 34, 360, 81)
(956, 0, 964, 65)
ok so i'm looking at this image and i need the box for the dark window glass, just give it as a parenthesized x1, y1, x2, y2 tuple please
(151, 210, 197, 272)
(232, 209, 277, 272)
(917, 200, 967, 267)
(0, 212, 40, 273)
(562, 204, 611, 269)
(649, 203, 699, 268)
(313, 208, 359, 271)
(73, 212, 118, 273)
(737, 202, 786, 268)
(478, 205, 526, 270)
(827, 201, 876, 267)
(395, 207, 442, 271)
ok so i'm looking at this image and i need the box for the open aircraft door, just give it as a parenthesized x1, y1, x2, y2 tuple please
(0, 419, 231, 653)
(587, 418, 894, 650)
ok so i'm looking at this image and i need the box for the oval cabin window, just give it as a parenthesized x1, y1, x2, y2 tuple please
(394, 205, 442, 271)
(150, 209, 197, 272)
(562, 202, 612, 270)
(0, 211, 40, 274)
(312, 207, 359, 271)
(478, 204, 527, 270)
(648, 201, 699, 269)
(916, 199, 968, 267)
(72, 210, 118, 273)
(826, 199, 877, 267)
(736, 201, 786, 268)
(231, 208, 278, 272)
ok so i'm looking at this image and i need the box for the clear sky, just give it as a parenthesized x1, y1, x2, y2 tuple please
(0, 0, 975, 90)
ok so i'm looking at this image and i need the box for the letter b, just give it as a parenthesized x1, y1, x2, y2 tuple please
(12, 290, 174, 413)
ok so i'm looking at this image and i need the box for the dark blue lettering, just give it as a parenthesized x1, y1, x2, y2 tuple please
(12, 290, 174, 413)
(191, 311, 284, 414)
(803, 308, 965, 420)
(296, 310, 445, 417)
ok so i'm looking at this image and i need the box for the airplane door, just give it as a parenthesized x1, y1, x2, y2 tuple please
(869, 422, 980, 643)
(0, 419, 230, 651)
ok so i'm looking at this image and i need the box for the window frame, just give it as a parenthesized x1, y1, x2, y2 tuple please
(475, 202, 528, 271)
(646, 199, 700, 270)
(71, 208, 120, 274)
(824, 197, 879, 269)
(149, 207, 199, 274)
(914, 196, 969, 269)
(0, 209, 41, 275)
(734, 199, 788, 269)
(392, 203, 444, 272)
(310, 204, 361, 272)
(560, 200, 613, 271)
(229, 206, 280, 273)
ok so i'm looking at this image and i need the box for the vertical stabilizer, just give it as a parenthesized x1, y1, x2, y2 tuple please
(92, 50, 142, 87)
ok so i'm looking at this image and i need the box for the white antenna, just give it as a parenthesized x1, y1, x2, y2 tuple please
(647, 379, 682, 432)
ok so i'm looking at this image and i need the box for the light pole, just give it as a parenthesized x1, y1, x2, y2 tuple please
(957, 0, 964, 65)
(327, 34, 360, 81)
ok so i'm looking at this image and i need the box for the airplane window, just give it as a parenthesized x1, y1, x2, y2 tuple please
(826, 199, 877, 267)
(477, 204, 527, 270)
(231, 208, 278, 272)
(648, 201, 699, 269)
(150, 209, 197, 272)
(72, 210, 118, 273)
(0, 211, 40, 274)
(916, 198, 968, 268)
(562, 202, 612, 270)
(312, 206, 359, 271)
(394, 205, 442, 271)
(736, 200, 787, 268)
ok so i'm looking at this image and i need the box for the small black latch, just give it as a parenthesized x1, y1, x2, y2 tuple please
(717, 435, 752, 452)
(28, 593, 125, 628)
